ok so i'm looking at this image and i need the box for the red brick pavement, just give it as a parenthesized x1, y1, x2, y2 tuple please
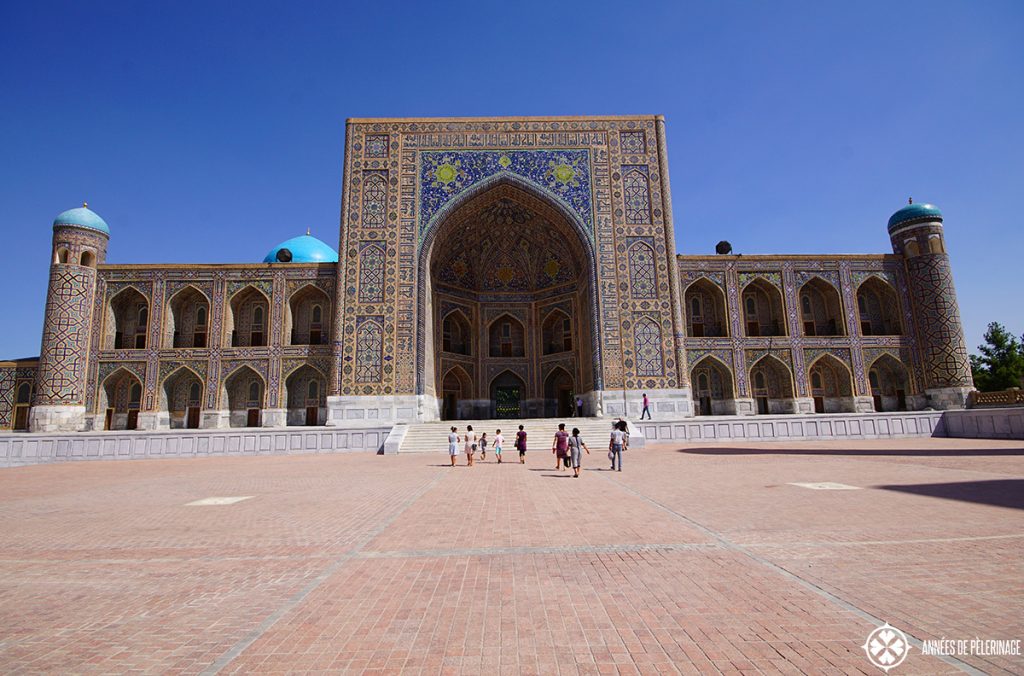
(0, 437, 1020, 674)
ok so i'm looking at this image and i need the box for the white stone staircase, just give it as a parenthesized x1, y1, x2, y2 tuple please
(395, 417, 643, 454)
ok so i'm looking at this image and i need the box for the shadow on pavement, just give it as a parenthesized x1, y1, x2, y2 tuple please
(874, 479, 1024, 510)
(677, 447, 1024, 457)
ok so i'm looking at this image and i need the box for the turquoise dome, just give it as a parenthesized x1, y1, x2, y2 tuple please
(53, 204, 109, 235)
(263, 234, 338, 263)
(887, 202, 942, 233)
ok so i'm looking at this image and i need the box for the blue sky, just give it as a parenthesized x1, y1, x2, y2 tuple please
(1, 1, 1021, 358)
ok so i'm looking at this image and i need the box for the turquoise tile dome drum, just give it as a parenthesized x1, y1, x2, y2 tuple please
(52, 205, 110, 235)
(887, 202, 942, 233)
(263, 234, 339, 263)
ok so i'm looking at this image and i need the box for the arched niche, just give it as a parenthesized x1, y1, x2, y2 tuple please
(226, 286, 270, 347)
(488, 314, 526, 359)
(284, 364, 327, 426)
(97, 368, 143, 430)
(857, 277, 902, 336)
(164, 286, 211, 348)
(740, 279, 786, 337)
(441, 310, 472, 356)
(105, 287, 149, 350)
(417, 177, 601, 419)
(222, 365, 265, 427)
(868, 354, 911, 412)
(287, 285, 331, 346)
(749, 355, 795, 415)
(489, 370, 526, 419)
(541, 309, 573, 355)
(690, 356, 735, 416)
(685, 279, 728, 337)
(798, 277, 844, 337)
(440, 366, 474, 421)
(12, 382, 32, 430)
(161, 366, 204, 429)
(807, 354, 855, 413)
(543, 366, 575, 417)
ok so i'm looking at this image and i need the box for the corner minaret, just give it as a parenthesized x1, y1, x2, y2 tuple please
(887, 199, 973, 408)
(29, 203, 109, 432)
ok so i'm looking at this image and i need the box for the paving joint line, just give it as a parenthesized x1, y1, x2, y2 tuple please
(356, 541, 724, 559)
(597, 472, 985, 675)
(201, 470, 446, 675)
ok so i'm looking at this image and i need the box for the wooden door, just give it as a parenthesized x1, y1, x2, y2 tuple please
(746, 321, 760, 337)
(13, 405, 29, 430)
(872, 394, 883, 412)
(305, 406, 318, 426)
(813, 396, 825, 414)
(896, 390, 906, 411)
(126, 410, 139, 430)
(247, 408, 260, 427)
(186, 406, 201, 429)
(756, 396, 769, 415)
(104, 408, 114, 431)
(699, 396, 712, 416)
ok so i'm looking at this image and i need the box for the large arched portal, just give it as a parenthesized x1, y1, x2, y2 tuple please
(420, 181, 599, 419)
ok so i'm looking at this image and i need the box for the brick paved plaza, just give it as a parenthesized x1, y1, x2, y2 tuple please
(1, 437, 1021, 675)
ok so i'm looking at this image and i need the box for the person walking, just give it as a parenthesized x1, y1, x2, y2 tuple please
(448, 426, 459, 467)
(515, 424, 527, 464)
(575, 396, 583, 418)
(552, 422, 570, 470)
(479, 432, 488, 461)
(494, 429, 504, 463)
(609, 420, 627, 471)
(464, 424, 477, 466)
(640, 393, 651, 420)
(568, 427, 590, 478)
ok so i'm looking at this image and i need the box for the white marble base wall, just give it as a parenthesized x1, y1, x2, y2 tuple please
(926, 387, 973, 410)
(326, 394, 434, 424)
(28, 405, 85, 433)
(0, 425, 391, 468)
(637, 410, 945, 444)
(943, 407, 1024, 440)
(603, 388, 694, 419)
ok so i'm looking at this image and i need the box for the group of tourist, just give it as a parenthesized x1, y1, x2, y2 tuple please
(446, 419, 630, 475)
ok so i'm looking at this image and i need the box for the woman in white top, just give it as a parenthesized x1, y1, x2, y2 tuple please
(464, 424, 477, 466)
(447, 427, 459, 467)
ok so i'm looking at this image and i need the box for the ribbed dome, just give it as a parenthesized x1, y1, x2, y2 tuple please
(887, 201, 942, 233)
(53, 204, 109, 235)
(263, 234, 338, 263)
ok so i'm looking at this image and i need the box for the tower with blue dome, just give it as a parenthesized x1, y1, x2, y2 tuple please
(30, 203, 110, 432)
(887, 199, 973, 408)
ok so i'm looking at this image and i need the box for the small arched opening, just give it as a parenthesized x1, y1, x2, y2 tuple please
(222, 366, 265, 427)
(541, 309, 573, 355)
(868, 354, 911, 412)
(285, 364, 327, 426)
(161, 366, 204, 429)
(749, 356, 795, 415)
(227, 286, 271, 347)
(857, 277, 902, 336)
(685, 279, 728, 337)
(690, 356, 735, 416)
(105, 287, 150, 350)
(488, 314, 526, 358)
(441, 310, 472, 356)
(287, 285, 331, 345)
(807, 354, 856, 413)
(164, 286, 211, 348)
(740, 279, 786, 337)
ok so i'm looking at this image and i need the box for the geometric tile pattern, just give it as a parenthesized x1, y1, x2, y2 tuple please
(622, 166, 651, 224)
(633, 315, 664, 377)
(354, 317, 383, 385)
(34, 266, 96, 406)
(358, 243, 386, 304)
(627, 238, 658, 299)
(361, 172, 388, 228)
(905, 253, 973, 388)
(619, 130, 646, 155)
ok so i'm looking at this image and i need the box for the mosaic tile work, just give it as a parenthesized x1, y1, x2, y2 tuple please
(627, 237, 658, 299)
(622, 165, 652, 224)
(418, 150, 594, 241)
(905, 253, 973, 388)
(34, 266, 97, 406)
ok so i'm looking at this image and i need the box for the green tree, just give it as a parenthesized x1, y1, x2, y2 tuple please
(970, 322, 1024, 391)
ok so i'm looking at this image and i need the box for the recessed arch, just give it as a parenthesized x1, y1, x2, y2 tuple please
(79, 250, 95, 268)
(749, 355, 795, 415)
(543, 366, 575, 417)
(164, 285, 211, 348)
(868, 354, 911, 411)
(226, 285, 271, 347)
(856, 276, 902, 336)
(488, 313, 526, 359)
(440, 309, 472, 356)
(690, 355, 735, 415)
(684, 278, 728, 337)
(104, 286, 150, 350)
(221, 365, 265, 427)
(417, 175, 603, 409)
(440, 365, 474, 421)
(161, 366, 204, 429)
(806, 354, 855, 413)
(489, 369, 527, 419)
(541, 308, 573, 355)
(287, 283, 331, 346)
(97, 367, 143, 430)
(740, 278, 786, 337)
(285, 364, 327, 426)
(798, 277, 844, 337)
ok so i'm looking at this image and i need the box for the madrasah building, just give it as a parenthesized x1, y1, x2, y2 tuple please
(0, 116, 975, 434)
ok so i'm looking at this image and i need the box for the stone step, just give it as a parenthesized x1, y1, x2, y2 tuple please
(397, 418, 642, 453)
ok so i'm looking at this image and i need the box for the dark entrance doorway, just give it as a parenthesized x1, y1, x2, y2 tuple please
(544, 368, 574, 417)
(491, 371, 525, 419)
